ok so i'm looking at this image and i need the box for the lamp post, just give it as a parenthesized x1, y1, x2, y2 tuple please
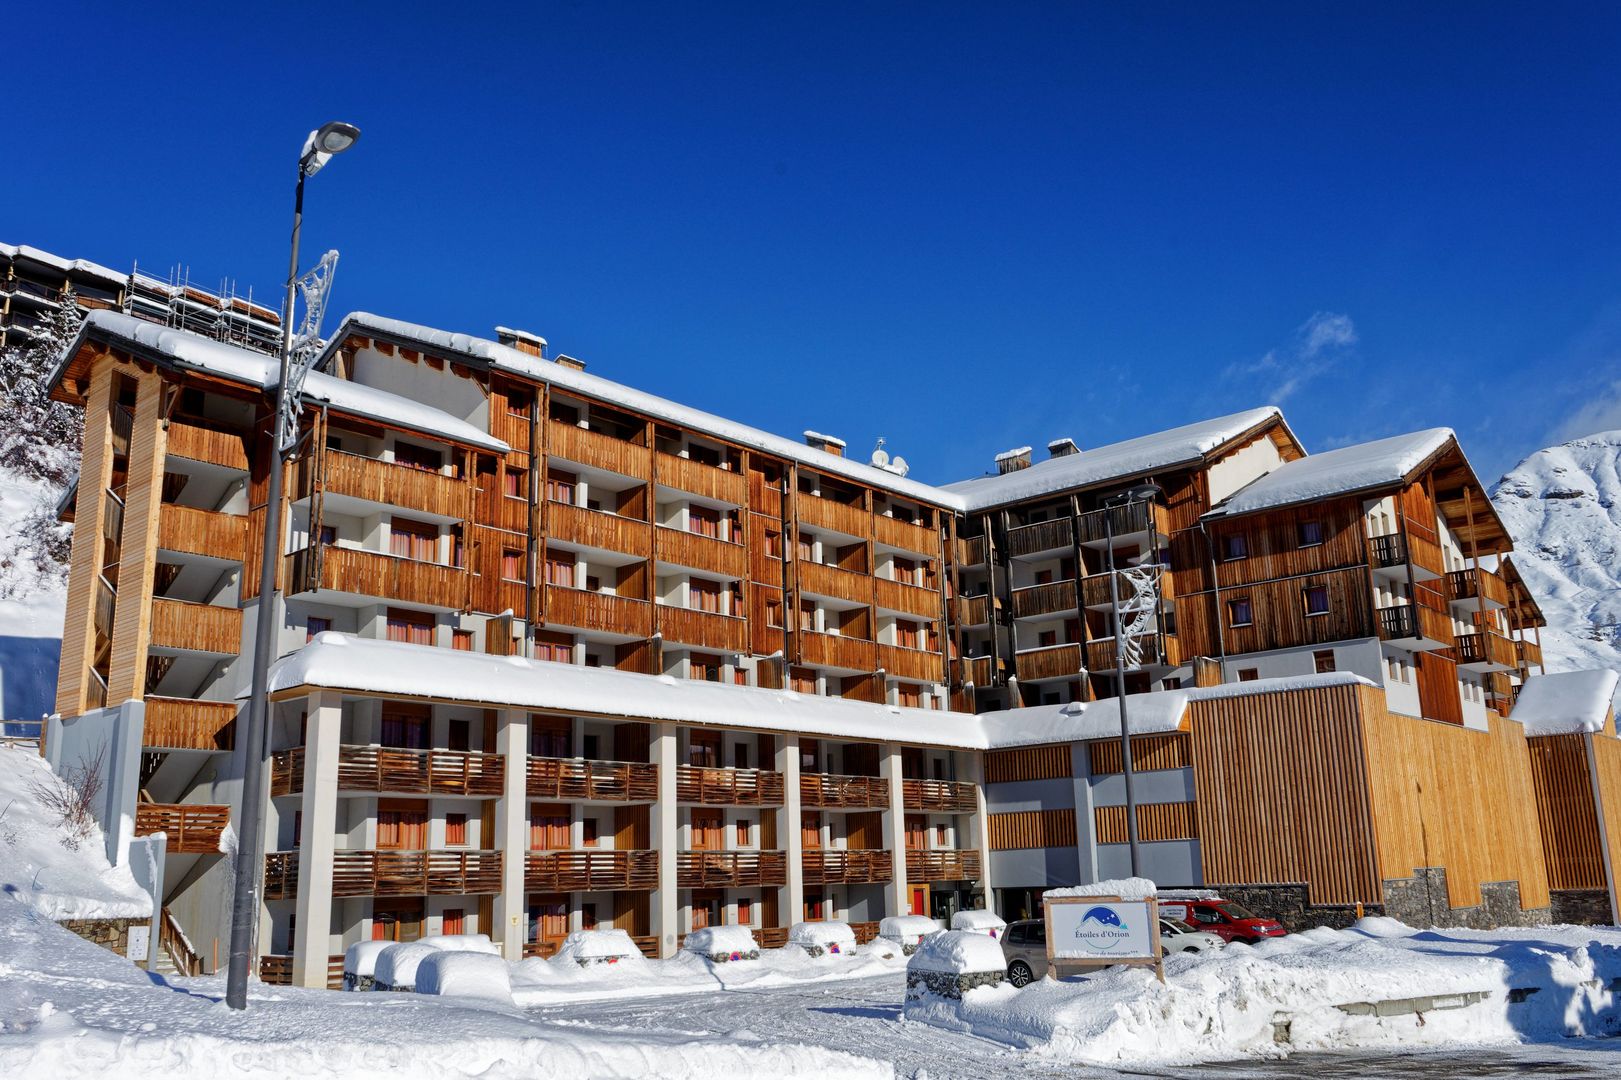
(1101, 483, 1161, 880)
(226, 121, 360, 1011)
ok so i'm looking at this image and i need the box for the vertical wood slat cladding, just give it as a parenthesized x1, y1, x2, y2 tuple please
(1088, 734, 1191, 775)
(985, 744, 1071, 784)
(56, 360, 116, 718)
(1095, 801, 1199, 843)
(1525, 734, 1605, 890)
(988, 809, 1076, 850)
(107, 371, 167, 703)
(1414, 650, 1465, 726)
(1592, 735, 1621, 910)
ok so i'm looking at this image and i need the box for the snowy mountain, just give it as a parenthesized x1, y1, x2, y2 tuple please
(1491, 431, 1621, 687)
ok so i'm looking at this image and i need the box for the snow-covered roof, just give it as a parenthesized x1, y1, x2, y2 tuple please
(268, 633, 989, 748)
(944, 408, 1283, 511)
(1206, 428, 1453, 519)
(803, 430, 846, 448)
(328, 313, 960, 508)
(60, 311, 509, 454)
(0, 242, 125, 285)
(994, 446, 1033, 462)
(1511, 669, 1619, 736)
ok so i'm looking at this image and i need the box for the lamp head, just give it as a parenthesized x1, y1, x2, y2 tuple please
(299, 121, 361, 176)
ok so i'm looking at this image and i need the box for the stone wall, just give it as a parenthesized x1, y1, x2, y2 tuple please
(1380, 867, 1550, 930)
(57, 917, 133, 956)
(1214, 883, 1371, 933)
(1549, 888, 1614, 926)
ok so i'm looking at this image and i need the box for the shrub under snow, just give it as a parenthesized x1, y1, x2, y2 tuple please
(789, 920, 856, 957)
(343, 940, 393, 990)
(684, 925, 759, 962)
(878, 915, 941, 955)
(906, 930, 1008, 1000)
(415, 950, 514, 1005)
(374, 942, 438, 991)
(554, 928, 643, 966)
(950, 910, 1006, 937)
(424, 932, 499, 954)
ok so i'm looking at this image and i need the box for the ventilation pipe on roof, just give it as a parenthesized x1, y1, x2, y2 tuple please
(554, 355, 586, 372)
(995, 446, 1032, 474)
(1047, 437, 1080, 459)
(495, 326, 547, 359)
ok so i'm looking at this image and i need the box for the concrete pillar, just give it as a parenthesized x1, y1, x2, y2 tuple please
(492, 709, 529, 959)
(881, 742, 910, 916)
(292, 690, 342, 988)
(963, 751, 995, 910)
(776, 735, 804, 927)
(650, 724, 679, 956)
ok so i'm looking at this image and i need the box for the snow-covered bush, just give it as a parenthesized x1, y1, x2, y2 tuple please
(554, 928, 642, 967)
(878, 915, 941, 955)
(950, 910, 1006, 939)
(373, 942, 438, 991)
(789, 920, 856, 958)
(905, 930, 1007, 1000)
(416, 950, 513, 1005)
(424, 933, 500, 954)
(343, 940, 393, 991)
(683, 925, 759, 963)
(27, 744, 104, 851)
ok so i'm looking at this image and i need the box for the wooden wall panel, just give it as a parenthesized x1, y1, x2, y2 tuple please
(107, 370, 167, 703)
(56, 359, 116, 718)
(1592, 734, 1621, 917)
(1088, 733, 1190, 775)
(985, 744, 1071, 784)
(989, 808, 1077, 850)
(1525, 734, 1604, 891)
(1094, 801, 1198, 844)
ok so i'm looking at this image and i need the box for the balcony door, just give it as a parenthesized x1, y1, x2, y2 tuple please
(371, 898, 424, 942)
(688, 730, 722, 768)
(377, 800, 428, 850)
(691, 889, 722, 929)
(691, 810, 725, 851)
(380, 707, 429, 750)
(905, 814, 927, 851)
(528, 892, 569, 947)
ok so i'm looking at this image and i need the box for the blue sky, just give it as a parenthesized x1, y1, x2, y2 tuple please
(7, 3, 1619, 486)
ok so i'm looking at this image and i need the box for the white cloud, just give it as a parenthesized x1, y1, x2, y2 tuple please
(1551, 379, 1621, 443)
(1223, 311, 1357, 403)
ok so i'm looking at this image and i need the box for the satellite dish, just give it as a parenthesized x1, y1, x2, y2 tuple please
(870, 437, 889, 468)
(890, 456, 909, 477)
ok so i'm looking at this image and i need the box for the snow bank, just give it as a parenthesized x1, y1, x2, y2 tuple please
(415, 951, 514, 1005)
(343, 940, 392, 979)
(879, 915, 942, 943)
(374, 942, 439, 990)
(906, 917, 1621, 1067)
(0, 745, 151, 920)
(908, 931, 1007, 974)
(683, 926, 758, 960)
(790, 920, 856, 955)
(554, 928, 641, 964)
(1512, 670, 1619, 735)
(1045, 877, 1158, 902)
(950, 910, 1006, 936)
(424, 933, 500, 954)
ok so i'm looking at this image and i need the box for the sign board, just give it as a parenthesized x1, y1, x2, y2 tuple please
(1044, 894, 1163, 981)
(128, 923, 151, 962)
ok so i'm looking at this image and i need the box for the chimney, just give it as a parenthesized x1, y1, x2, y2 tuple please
(1047, 437, 1080, 459)
(555, 354, 586, 372)
(1194, 656, 1223, 688)
(804, 431, 846, 458)
(995, 446, 1033, 474)
(495, 326, 548, 358)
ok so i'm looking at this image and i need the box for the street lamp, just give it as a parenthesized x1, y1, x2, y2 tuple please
(1101, 483, 1161, 880)
(226, 121, 361, 1011)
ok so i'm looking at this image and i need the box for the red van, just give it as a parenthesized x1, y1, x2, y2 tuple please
(1158, 897, 1285, 944)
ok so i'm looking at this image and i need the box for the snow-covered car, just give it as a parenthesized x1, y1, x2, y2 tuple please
(1159, 917, 1224, 954)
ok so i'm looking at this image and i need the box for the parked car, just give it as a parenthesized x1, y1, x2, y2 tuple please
(1158, 917, 1224, 954)
(1000, 919, 1049, 987)
(1158, 897, 1285, 944)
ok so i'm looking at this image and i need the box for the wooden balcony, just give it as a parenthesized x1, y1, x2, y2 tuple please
(1369, 532, 1443, 582)
(149, 599, 240, 655)
(655, 451, 746, 505)
(1013, 642, 1083, 683)
(902, 779, 978, 813)
(656, 526, 746, 578)
(877, 643, 942, 683)
(165, 420, 249, 472)
(1516, 638, 1543, 671)
(1087, 632, 1181, 673)
(676, 764, 785, 805)
(800, 772, 890, 808)
(269, 745, 505, 798)
(873, 514, 937, 556)
(303, 451, 468, 519)
(1075, 501, 1169, 547)
(798, 495, 869, 538)
(802, 849, 893, 885)
(546, 420, 650, 477)
(1447, 567, 1509, 611)
(1376, 603, 1452, 651)
(257, 954, 344, 989)
(142, 696, 236, 751)
(905, 849, 983, 882)
(1005, 518, 1072, 559)
(1012, 579, 1076, 620)
(955, 593, 992, 627)
(957, 655, 998, 687)
(528, 756, 659, 802)
(524, 849, 659, 891)
(263, 849, 504, 900)
(954, 535, 986, 566)
(797, 560, 870, 604)
(874, 576, 938, 618)
(157, 504, 246, 562)
(549, 502, 651, 559)
(545, 587, 653, 637)
(286, 544, 466, 610)
(658, 604, 749, 652)
(677, 850, 787, 888)
(133, 803, 230, 854)
(799, 631, 876, 672)
(1455, 630, 1517, 673)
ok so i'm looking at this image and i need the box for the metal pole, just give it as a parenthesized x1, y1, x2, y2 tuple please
(1105, 500, 1143, 878)
(226, 162, 306, 1010)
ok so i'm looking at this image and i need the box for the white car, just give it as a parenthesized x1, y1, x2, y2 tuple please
(1159, 917, 1224, 955)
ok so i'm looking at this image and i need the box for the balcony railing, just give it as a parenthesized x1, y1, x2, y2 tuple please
(1075, 501, 1169, 546)
(1369, 532, 1408, 569)
(658, 604, 749, 652)
(142, 696, 236, 751)
(656, 526, 747, 578)
(905, 849, 983, 882)
(802, 849, 893, 885)
(654, 451, 746, 505)
(301, 450, 468, 519)
(873, 513, 937, 556)
(1516, 638, 1543, 671)
(797, 560, 870, 604)
(287, 544, 466, 610)
(269, 745, 505, 798)
(798, 630, 877, 672)
(1447, 567, 1509, 610)
(957, 655, 998, 687)
(800, 772, 889, 808)
(1087, 631, 1180, 673)
(1005, 518, 1072, 559)
(1376, 603, 1452, 649)
(524, 849, 659, 891)
(548, 502, 652, 559)
(133, 803, 230, 854)
(263, 849, 503, 900)
(955, 593, 992, 626)
(877, 643, 943, 683)
(165, 420, 249, 471)
(1013, 641, 1083, 683)
(797, 495, 869, 538)
(158, 503, 246, 562)
(149, 598, 241, 655)
(676, 764, 785, 805)
(677, 850, 788, 888)
(547, 420, 651, 477)
(1011, 579, 1076, 620)
(528, 756, 658, 802)
(874, 576, 938, 618)
(545, 587, 653, 637)
(1455, 630, 1517, 672)
(954, 535, 986, 566)
(902, 778, 977, 813)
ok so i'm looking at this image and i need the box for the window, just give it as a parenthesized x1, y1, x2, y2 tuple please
(1297, 521, 1324, 548)
(381, 710, 428, 749)
(897, 683, 923, 708)
(798, 601, 817, 632)
(306, 616, 331, 642)
(896, 620, 921, 650)
(1238, 668, 1260, 682)
(796, 535, 813, 562)
(790, 666, 817, 694)
(529, 805, 571, 850)
(390, 517, 438, 562)
(766, 600, 783, 628)
(894, 558, 920, 586)
(377, 803, 428, 850)
(534, 631, 574, 665)
(502, 548, 524, 581)
(935, 824, 948, 847)
(801, 812, 822, 849)
(393, 441, 443, 473)
(1034, 568, 1053, 586)
(735, 820, 753, 847)
(448, 719, 470, 752)
(318, 524, 337, 546)
(545, 468, 576, 505)
(544, 551, 576, 588)
(582, 817, 599, 847)
(441, 908, 465, 936)
(689, 653, 724, 682)
(765, 531, 782, 559)
(688, 505, 720, 538)
(452, 629, 474, 652)
(1313, 649, 1336, 674)
(1303, 585, 1330, 617)
(445, 813, 468, 846)
(1227, 597, 1253, 627)
(689, 578, 722, 614)
(386, 607, 435, 646)
(1222, 533, 1248, 561)
(502, 467, 523, 499)
(506, 387, 532, 417)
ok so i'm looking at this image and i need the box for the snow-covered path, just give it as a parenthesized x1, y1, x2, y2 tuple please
(529, 971, 1621, 1079)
